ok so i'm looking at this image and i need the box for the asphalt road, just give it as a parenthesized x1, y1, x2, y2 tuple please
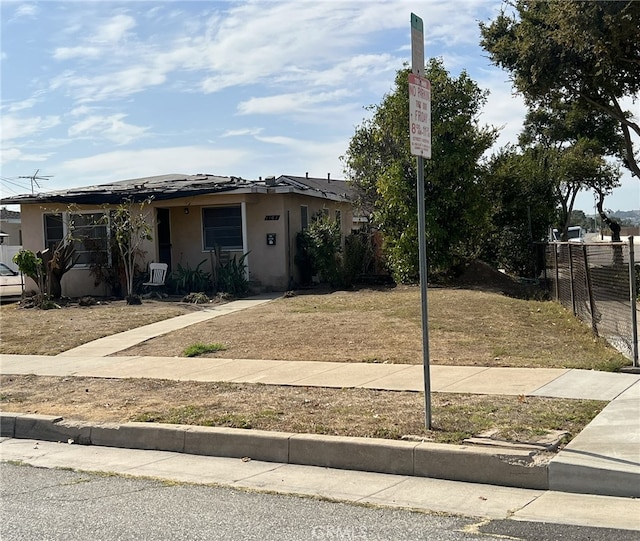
(1, 463, 636, 541)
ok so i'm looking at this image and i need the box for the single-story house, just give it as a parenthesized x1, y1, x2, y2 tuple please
(1, 173, 356, 296)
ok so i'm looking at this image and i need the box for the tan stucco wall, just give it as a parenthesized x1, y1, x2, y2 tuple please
(19, 192, 354, 296)
(19, 203, 156, 297)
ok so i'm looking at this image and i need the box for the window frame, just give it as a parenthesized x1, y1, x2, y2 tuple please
(202, 205, 244, 251)
(42, 211, 111, 268)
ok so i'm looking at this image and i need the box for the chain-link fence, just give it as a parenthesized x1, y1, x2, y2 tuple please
(542, 237, 638, 366)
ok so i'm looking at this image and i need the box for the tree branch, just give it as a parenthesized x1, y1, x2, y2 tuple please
(581, 93, 640, 178)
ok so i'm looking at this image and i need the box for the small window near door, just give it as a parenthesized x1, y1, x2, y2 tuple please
(203, 206, 243, 250)
(335, 209, 342, 227)
(301, 205, 309, 230)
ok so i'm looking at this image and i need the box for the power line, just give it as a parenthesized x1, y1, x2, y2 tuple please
(0, 176, 31, 192)
(0, 178, 33, 199)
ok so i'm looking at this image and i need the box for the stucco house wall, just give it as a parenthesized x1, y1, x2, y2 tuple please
(149, 192, 352, 291)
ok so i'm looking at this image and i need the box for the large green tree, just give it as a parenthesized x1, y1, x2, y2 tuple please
(480, 0, 640, 179)
(518, 100, 621, 240)
(342, 59, 497, 282)
(482, 146, 555, 276)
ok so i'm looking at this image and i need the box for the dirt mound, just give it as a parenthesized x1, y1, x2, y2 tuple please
(453, 260, 537, 298)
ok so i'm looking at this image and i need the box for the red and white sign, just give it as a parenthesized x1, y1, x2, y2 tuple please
(408, 73, 431, 158)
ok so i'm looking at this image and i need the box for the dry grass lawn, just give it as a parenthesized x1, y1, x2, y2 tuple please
(0, 299, 209, 356)
(0, 284, 625, 445)
(117, 287, 628, 371)
(0, 375, 604, 445)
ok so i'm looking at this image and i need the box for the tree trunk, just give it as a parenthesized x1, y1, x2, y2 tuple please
(596, 192, 621, 242)
(48, 272, 62, 298)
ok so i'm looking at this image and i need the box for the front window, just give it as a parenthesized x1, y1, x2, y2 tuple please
(43, 211, 109, 266)
(202, 206, 243, 250)
(70, 213, 109, 265)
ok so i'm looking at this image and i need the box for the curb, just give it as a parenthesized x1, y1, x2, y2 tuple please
(0, 412, 548, 490)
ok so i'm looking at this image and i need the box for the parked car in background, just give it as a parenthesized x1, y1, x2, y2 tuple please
(0, 262, 23, 299)
(0, 262, 19, 276)
(551, 226, 585, 243)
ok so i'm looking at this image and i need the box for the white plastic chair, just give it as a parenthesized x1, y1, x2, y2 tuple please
(142, 263, 168, 298)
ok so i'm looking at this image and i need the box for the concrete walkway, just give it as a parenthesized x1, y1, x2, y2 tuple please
(1, 294, 639, 500)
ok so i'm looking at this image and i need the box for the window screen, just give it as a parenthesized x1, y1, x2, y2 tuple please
(203, 206, 242, 250)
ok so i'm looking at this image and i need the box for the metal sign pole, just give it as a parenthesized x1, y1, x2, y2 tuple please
(417, 155, 431, 429)
(410, 13, 432, 430)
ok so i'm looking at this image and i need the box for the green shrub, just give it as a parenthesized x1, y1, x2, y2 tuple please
(296, 211, 343, 286)
(216, 253, 249, 296)
(172, 259, 212, 294)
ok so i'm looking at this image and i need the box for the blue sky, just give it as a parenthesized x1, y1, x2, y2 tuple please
(1, 0, 638, 213)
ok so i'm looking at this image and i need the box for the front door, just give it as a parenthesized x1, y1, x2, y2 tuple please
(156, 208, 172, 270)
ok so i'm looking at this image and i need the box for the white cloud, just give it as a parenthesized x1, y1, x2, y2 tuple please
(42, 1, 499, 102)
(53, 13, 137, 60)
(3, 97, 38, 113)
(70, 105, 95, 117)
(252, 134, 348, 179)
(94, 13, 136, 44)
(1, 115, 61, 143)
(221, 128, 264, 138)
(0, 147, 53, 166)
(51, 65, 168, 103)
(12, 3, 38, 19)
(53, 46, 103, 60)
(58, 146, 249, 185)
(238, 90, 352, 116)
(67, 114, 148, 145)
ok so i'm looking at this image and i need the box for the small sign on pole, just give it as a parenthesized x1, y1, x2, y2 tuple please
(409, 74, 431, 158)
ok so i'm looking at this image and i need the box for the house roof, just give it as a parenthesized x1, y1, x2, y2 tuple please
(0, 208, 20, 220)
(0, 173, 353, 205)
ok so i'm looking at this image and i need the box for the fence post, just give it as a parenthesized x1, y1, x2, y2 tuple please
(568, 243, 576, 315)
(583, 244, 598, 336)
(553, 245, 559, 301)
(628, 237, 638, 367)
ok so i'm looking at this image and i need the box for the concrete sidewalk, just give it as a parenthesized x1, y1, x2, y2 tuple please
(1, 294, 639, 499)
(1, 353, 638, 401)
